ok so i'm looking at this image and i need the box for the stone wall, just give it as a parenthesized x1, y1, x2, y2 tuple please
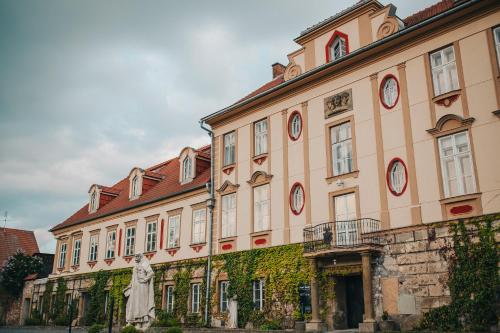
(373, 224, 456, 330)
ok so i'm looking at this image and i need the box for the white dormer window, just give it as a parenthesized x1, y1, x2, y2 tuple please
(182, 156, 192, 181)
(128, 168, 144, 200)
(131, 175, 140, 198)
(88, 186, 99, 213)
(331, 36, 347, 60)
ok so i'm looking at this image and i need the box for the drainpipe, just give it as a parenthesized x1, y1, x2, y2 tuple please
(200, 120, 215, 326)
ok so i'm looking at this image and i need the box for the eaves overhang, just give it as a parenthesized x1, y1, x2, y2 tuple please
(200, 0, 490, 126)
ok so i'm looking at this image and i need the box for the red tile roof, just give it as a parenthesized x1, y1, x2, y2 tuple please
(50, 145, 211, 232)
(403, 0, 455, 27)
(0, 228, 40, 267)
(236, 74, 285, 104)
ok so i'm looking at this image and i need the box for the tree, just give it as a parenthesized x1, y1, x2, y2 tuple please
(0, 250, 43, 297)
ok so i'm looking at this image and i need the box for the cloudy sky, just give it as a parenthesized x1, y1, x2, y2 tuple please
(0, 0, 437, 253)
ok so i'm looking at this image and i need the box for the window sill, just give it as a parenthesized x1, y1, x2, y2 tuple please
(253, 153, 268, 165)
(219, 236, 237, 242)
(432, 89, 461, 107)
(222, 164, 236, 175)
(325, 170, 359, 184)
(250, 230, 271, 237)
(144, 251, 156, 260)
(166, 247, 180, 256)
(104, 258, 115, 266)
(190, 243, 206, 253)
(440, 192, 481, 204)
(87, 261, 97, 268)
(123, 255, 134, 263)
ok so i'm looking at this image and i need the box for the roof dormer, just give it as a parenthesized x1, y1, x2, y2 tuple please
(128, 168, 145, 200)
(88, 184, 100, 213)
(88, 184, 120, 213)
(179, 147, 196, 184)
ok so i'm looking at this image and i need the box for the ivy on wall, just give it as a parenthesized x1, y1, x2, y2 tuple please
(85, 270, 111, 326)
(419, 216, 499, 332)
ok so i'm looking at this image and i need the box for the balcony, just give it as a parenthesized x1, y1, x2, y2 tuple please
(303, 218, 382, 254)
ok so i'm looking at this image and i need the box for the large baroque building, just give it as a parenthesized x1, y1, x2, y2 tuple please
(22, 0, 500, 331)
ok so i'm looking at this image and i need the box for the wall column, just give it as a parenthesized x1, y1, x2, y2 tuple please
(359, 251, 376, 333)
(306, 257, 324, 331)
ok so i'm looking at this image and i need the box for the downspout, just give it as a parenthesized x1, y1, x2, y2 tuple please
(200, 120, 215, 326)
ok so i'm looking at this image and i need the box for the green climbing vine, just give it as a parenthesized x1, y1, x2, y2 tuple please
(85, 270, 111, 326)
(419, 215, 499, 332)
(218, 244, 314, 328)
(51, 277, 68, 325)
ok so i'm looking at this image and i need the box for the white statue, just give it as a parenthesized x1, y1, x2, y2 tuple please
(227, 296, 238, 328)
(124, 253, 155, 329)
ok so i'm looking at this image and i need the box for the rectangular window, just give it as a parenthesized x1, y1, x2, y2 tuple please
(146, 221, 157, 252)
(58, 243, 67, 268)
(334, 192, 358, 246)
(219, 281, 229, 312)
(72, 239, 81, 266)
(254, 119, 268, 156)
(105, 230, 116, 259)
(430, 45, 459, 96)
(253, 184, 270, 232)
(223, 132, 236, 166)
(192, 208, 206, 244)
(253, 279, 265, 310)
(331, 122, 353, 176)
(438, 131, 476, 198)
(124, 226, 136, 256)
(221, 193, 237, 238)
(88, 234, 98, 262)
(166, 286, 174, 313)
(494, 27, 500, 68)
(191, 283, 200, 313)
(167, 215, 181, 248)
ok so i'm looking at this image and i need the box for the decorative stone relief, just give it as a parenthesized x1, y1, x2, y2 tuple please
(377, 19, 399, 39)
(324, 88, 353, 118)
(284, 61, 302, 81)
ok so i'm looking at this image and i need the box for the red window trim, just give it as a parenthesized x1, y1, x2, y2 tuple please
(379, 74, 400, 110)
(287, 111, 303, 141)
(117, 229, 122, 257)
(325, 30, 350, 63)
(386, 157, 408, 197)
(289, 182, 305, 215)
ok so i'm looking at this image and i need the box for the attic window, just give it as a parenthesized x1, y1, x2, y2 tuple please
(182, 156, 192, 181)
(131, 175, 141, 199)
(89, 188, 99, 213)
(326, 31, 349, 62)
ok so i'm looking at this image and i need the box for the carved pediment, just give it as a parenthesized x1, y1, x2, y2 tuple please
(427, 114, 475, 136)
(284, 61, 302, 81)
(324, 88, 353, 118)
(247, 171, 273, 186)
(217, 180, 240, 194)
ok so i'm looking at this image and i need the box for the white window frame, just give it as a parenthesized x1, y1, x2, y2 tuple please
(330, 36, 347, 61)
(167, 215, 181, 248)
(221, 193, 236, 238)
(331, 122, 353, 176)
(192, 208, 206, 244)
(131, 175, 140, 199)
(166, 285, 174, 313)
(254, 119, 268, 156)
(290, 113, 302, 140)
(223, 132, 236, 166)
(430, 45, 459, 96)
(494, 26, 500, 68)
(145, 221, 157, 252)
(191, 283, 201, 313)
(182, 156, 192, 181)
(334, 192, 358, 246)
(58, 243, 67, 268)
(88, 234, 98, 262)
(253, 184, 270, 232)
(389, 161, 406, 195)
(291, 184, 304, 214)
(219, 281, 229, 313)
(105, 230, 116, 259)
(72, 239, 81, 266)
(438, 131, 476, 198)
(124, 226, 136, 257)
(253, 279, 265, 310)
(89, 191, 98, 212)
(382, 77, 398, 108)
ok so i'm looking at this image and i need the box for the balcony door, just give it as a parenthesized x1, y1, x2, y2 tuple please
(334, 193, 357, 246)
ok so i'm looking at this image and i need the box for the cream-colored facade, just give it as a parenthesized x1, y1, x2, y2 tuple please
(24, 0, 500, 331)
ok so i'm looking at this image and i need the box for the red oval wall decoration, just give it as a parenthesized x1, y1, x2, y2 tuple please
(254, 238, 267, 245)
(450, 205, 473, 215)
(221, 244, 232, 250)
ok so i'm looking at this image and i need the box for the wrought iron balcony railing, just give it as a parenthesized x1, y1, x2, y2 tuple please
(303, 218, 382, 253)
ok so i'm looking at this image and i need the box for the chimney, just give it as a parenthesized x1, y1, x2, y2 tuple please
(272, 62, 286, 79)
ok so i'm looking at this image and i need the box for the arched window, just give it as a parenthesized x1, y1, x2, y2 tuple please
(380, 75, 400, 109)
(182, 156, 192, 181)
(288, 111, 302, 141)
(326, 31, 349, 62)
(290, 183, 305, 215)
(386, 158, 408, 196)
(89, 191, 98, 212)
(131, 175, 140, 198)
